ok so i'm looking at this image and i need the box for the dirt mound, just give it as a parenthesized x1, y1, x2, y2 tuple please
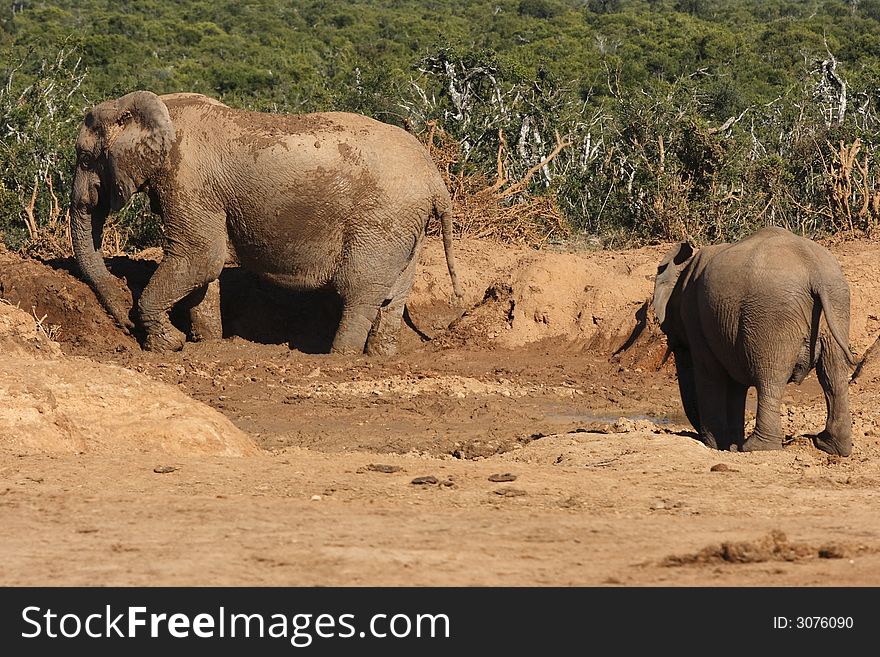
(0, 299, 63, 359)
(660, 530, 860, 565)
(411, 239, 667, 355)
(0, 303, 258, 457)
(832, 240, 880, 354)
(0, 248, 137, 354)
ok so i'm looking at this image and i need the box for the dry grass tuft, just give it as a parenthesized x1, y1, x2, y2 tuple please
(418, 121, 571, 248)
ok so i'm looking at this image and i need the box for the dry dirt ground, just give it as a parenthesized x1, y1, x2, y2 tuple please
(1, 236, 880, 586)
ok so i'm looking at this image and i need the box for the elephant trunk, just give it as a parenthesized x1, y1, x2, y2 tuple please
(70, 173, 134, 332)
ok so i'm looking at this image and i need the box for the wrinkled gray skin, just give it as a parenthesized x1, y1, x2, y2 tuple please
(653, 226, 855, 456)
(71, 90, 462, 355)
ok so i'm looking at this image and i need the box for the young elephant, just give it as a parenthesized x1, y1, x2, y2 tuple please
(652, 226, 855, 456)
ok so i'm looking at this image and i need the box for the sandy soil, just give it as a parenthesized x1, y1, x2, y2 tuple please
(1, 236, 879, 586)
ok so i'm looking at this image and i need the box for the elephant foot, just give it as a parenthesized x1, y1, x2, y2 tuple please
(330, 343, 366, 357)
(366, 342, 398, 357)
(143, 327, 186, 353)
(741, 433, 784, 452)
(699, 429, 728, 450)
(365, 331, 399, 357)
(813, 430, 852, 457)
(701, 434, 719, 450)
(111, 309, 135, 334)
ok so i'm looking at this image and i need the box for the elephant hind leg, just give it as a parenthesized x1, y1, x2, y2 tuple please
(814, 335, 853, 456)
(741, 379, 785, 452)
(724, 382, 748, 451)
(184, 279, 223, 342)
(365, 253, 420, 357)
(332, 301, 380, 355)
(332, 240, 423, 357)
(333, 281, 397, 355)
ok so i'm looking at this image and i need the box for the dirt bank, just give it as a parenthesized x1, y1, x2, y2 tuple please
(0, 237, 879, 585)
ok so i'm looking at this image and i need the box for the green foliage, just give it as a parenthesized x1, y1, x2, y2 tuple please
(2, 0, 880, 252)
(518, 0, 568, 19)
(0, 42, 85, 251)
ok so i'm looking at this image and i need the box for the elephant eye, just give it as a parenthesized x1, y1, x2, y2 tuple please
(79, 152, 94, 167)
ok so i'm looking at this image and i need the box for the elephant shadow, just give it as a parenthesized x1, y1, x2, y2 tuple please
(50, 256, 343, 354)
(209, 265, 343, 354)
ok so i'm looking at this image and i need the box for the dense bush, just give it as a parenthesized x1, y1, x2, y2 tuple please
(2, 0, 880, 253)
(0, 44, 84, 251)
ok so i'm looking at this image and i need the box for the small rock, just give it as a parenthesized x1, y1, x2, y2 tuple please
(310, 494, 322, 501)
(818, 544, 847, 559)
(651, 501, 667, 510)
(613, 417, 636, 432)
(494, 487, 527, 497)
(153, 465, 178, 474)
(411, 476, 439, 485)
(488, 473, 517, 482)
(710, 463, 730, 472)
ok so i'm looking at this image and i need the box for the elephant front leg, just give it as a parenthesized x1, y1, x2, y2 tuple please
(673, 349, 701, 432)
(687, 347, 750, 450)
(741, 380, 785, 452)
(692, 367, 730, 450)
(814, 336, 853, 457)
(139, 249, 225, 353)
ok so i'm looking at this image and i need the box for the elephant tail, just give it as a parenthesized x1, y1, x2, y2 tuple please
(816, 286, 857, 369)
(435, 200, 464, 301)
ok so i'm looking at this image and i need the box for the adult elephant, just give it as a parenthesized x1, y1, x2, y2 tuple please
(70, 90, 462, 355)
(652, 226, 855, 456)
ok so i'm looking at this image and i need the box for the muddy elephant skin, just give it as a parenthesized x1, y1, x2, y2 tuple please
(70, 90, 462, 355)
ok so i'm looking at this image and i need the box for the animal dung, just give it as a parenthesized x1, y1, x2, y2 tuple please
(493, 487, 527, 497)
(366, 463, 403, 474)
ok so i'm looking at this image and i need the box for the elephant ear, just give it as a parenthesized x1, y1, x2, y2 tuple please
(652, 241, 694, 327)
(105, 91, 175, 211)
